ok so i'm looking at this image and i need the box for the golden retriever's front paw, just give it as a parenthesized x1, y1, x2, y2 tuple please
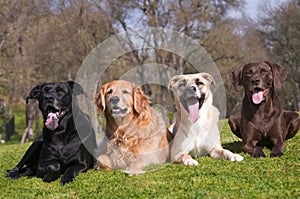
(95, 154, 113, 170)
(231, 154, 244, 162)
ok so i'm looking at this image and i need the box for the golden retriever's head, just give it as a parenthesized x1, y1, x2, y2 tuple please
(95, 80, 150, 120)
(168, 73, 215, 123)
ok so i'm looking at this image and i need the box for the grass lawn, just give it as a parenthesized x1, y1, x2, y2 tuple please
(0, 120, 299, 199)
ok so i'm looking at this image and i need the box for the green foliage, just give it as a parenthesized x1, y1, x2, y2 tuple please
(0, 121, 299, 199)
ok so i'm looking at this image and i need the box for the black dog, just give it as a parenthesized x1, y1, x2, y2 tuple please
(6, 81, 96, 185)
(228, 61, 300, 158)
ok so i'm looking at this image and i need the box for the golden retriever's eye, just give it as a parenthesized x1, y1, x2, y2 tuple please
(195, 79, 204, 86)
(106, 89, 113, 95)
(122, 89, 130, 94)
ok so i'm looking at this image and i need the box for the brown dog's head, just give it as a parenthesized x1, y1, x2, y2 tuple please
(95, 80, 150, 120)
(169, 73, 215, 123)
(230, 61, 287, 105)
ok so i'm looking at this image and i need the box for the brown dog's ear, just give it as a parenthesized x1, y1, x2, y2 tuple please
(229, 65, 244, 92)
(94, 86, 106, 113)
(264, 61, 287, 88)
(200, 73, 215, 86)
(133, 86, 150, 114)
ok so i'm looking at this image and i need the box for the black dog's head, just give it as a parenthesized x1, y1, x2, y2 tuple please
(230, 61, 287, 105)
(26, 81, 86, 131)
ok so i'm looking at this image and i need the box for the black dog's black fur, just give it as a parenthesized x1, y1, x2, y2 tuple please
(6, 81, 96, 185)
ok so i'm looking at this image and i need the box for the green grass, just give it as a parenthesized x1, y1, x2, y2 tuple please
(0, 120, 299, 199)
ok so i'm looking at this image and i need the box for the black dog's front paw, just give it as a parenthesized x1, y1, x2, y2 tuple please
(6, 168, 20, 180)
(60, 174, 75, 185)
(252, 147, 266, 158)
(43, 173, 60, 183)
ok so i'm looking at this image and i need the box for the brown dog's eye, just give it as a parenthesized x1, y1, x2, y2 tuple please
(260, 68, 268, 75)
(245, 70, 253, 77)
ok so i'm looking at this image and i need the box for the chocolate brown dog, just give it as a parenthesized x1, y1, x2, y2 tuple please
(228, 61, 300, 158)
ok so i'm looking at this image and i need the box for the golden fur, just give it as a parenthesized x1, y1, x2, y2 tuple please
(94, 80, 173, 174)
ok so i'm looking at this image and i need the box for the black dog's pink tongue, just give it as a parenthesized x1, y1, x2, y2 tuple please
(252, 90, 264, 104)
(45, 112, 59, 130)
(187, 98, 200, 123)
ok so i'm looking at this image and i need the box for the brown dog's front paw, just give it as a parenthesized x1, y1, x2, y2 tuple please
(270, 146, 284, 157)
(252, 147, 266, 158)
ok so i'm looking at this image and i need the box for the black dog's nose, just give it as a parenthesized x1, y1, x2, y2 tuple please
(45, 95, 54, 102)
(110, 96, 120, 104)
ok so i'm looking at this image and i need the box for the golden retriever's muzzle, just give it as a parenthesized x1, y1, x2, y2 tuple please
(108, 96, 128, 117)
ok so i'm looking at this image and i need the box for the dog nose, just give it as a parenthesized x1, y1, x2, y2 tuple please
(188, 85, 197, 93)
(110, 96, 120, 104)
(45, 95, 54, 102)
(252, 75, 261, 84)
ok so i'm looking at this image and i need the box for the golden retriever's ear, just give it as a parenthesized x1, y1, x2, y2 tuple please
(229, 65, 244, 92)
(264, 61, 287, 88)
(95, 86, 106, 113)
(200, 73, 215, 86)
(133, 87, 150, 114)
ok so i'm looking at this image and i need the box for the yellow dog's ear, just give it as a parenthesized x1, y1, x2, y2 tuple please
(95, 85, 107, 113)
(168, 76, 180, 91)
(133, 86, 150, 115)
(199, 73, 215, 86)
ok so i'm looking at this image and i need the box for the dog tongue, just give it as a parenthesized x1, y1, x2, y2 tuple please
(45, 112, 59, 130)
(252, 90, 264, 104)
(187, 98, 200, 123)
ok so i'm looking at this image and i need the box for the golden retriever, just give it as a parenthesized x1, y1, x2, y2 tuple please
(94, 80, 173, 175)
(169, 73, 243, 166)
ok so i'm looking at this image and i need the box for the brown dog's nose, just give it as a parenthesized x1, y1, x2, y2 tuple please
(252, 75, 261, 85)
(110, 96, 120, 104)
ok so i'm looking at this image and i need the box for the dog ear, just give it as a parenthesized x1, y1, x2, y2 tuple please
(168, 76, 180, 91)
(94, 86, 106, 113)
(26, 84, 42, 103)
(200, 73, 215, 86)
(264, 61, 287, 88)
(67, 81, 87, 97)
(133, 86, 150, 114)
(229, 65, 244, 91)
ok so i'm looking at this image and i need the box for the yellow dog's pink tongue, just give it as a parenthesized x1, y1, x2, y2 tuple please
(187, 98, 200, 123)
(252, 90, 264, 104)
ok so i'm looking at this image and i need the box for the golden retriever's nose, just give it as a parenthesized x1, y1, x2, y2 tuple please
(110, 96, 120, 105)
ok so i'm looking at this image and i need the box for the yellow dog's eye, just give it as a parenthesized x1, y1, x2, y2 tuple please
(106, 89, 113, 95)
(195, 79, 204, 86)
(122, 89, 130, 94)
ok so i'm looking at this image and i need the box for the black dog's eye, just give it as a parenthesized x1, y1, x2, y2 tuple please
(106, 89, 113, 95)
(195, 79, 204, 86)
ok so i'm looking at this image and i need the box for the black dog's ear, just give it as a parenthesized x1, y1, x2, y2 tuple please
(67, 81, 87, 97)
(26, 85, 42, 103)
(264, 61, 287, 88)
(229, 65, 244, 92)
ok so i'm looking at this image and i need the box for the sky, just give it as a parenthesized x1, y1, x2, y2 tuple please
(229, 0, 289, 20)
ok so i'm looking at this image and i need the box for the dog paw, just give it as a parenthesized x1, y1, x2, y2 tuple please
(183, 158, 199, 166)
(252, 147, 266, 158)
(231, 154, 244, 162)
(61, 175, 74, 185)
(270, 149, 284, 157)
(43, 173, 59, 183)
(6, 169, 19, 180)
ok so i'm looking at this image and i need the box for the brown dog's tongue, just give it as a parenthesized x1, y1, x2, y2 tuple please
(187, 98, 200, 123)
(45, 112, 59, 130)
(252, 90, 264, 104)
